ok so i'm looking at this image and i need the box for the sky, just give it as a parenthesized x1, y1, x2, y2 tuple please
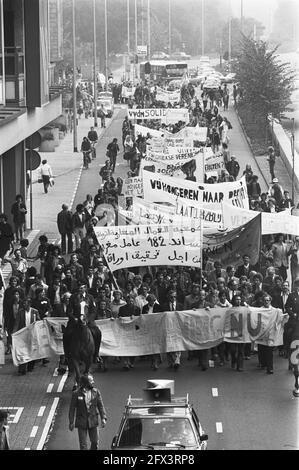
(230, 0, 278, 34)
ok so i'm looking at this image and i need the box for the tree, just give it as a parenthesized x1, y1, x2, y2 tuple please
(235, 36, 295, 120)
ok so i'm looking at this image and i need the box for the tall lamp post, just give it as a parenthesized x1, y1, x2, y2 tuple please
(93, 0, 98, 127)
(72, 0, 78, 152)
(127, 0, 130, 81)
(134, 0, 138, 80)
(291, 117, 295, 203)
(168, 0, 171, 56)
(201, 0, 204, 56)
(147, 0, 150, 60)
(104, 0, 108, 91)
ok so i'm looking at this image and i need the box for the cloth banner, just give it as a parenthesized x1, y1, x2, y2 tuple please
(222, 202, 299, 236)
(142, 170, 249, 209)
(94, 224, 202, 272)
(155, 87, 181, 104)
(202, 213, 262, 267)
(140, 156, 201, 181)
(146, 147, 202, 163)
(127, 108, 189, 124)
(134, 124, 164, 138)
(129, 196, 223, 230)
(11, 307, 286, 364)
(122, 176, 144, 197)
(164, 126, 208, 147)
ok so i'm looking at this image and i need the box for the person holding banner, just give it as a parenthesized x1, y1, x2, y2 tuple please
(162, 290, 184, 371)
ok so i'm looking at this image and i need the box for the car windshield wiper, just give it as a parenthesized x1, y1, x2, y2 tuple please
(147, 442, 186, 448)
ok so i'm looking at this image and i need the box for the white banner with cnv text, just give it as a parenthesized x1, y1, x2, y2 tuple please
(11, 307, 286, 364)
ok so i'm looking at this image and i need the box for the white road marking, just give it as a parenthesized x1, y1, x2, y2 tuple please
(46, 383, 54, 393)
(53, 368, 58, 376)
(24, 447, 31, 450)
(13, 407, 24, 423)
(212, 388, 218, 397)
(38, 406, 46, 417)
(209, 360, 215, 368)
(216, 422, 223, 433)
(37, 397, 60, 450)
(30, 426, 38, 438)
(0, 407, 24, 423)
(57, 370, 68, 393)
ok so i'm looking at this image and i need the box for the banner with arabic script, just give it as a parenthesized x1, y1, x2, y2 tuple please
(94, 224, 202, 271)
(11, 307, 286, 364)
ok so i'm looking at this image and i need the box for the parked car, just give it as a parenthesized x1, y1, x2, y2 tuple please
(111, 380, 208, 451)
(151, 51, 170, 60)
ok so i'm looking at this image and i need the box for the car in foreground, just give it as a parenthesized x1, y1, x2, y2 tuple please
(111, 380, 208, 450)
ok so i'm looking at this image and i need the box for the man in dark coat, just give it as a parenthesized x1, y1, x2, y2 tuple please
(10, 194, 27, 243)
(0, 213, 13, 259)
(106, 138, 119, 172)
(57, 204, 73, 255)
(69, 374, 107, 450)
(161, 290, 184, 371)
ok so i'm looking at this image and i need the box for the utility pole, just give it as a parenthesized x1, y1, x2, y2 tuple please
(127, 0, 130, 81)
(147, 0, 150, 60)
(240, 0, 243, 34)
(93, 0, 97, 127)
(72, 0, 78, 152)
(201, 0, 204, 56)
(141, 0, 144, 45)
(228, 15, 232, 71)
(292, 118, 295, 203)
(104, 0, 108, 91)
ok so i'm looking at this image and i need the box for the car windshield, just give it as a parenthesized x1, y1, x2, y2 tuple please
(118, 417, 197, 447)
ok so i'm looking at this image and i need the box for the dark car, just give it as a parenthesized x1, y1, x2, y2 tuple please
(111, 380, 208, 450)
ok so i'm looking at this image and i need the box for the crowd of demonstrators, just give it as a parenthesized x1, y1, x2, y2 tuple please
(0, 77, 298, 382)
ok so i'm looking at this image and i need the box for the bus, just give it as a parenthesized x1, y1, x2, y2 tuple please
(140, 60, 188, 84)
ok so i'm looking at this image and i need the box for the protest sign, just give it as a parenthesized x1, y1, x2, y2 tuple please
(94, 224, 202, 272)
(130, 197, 223, 230)
(122, 176, 144, 197)
(222, 202, 299, 236)
(204, 151, 226, 177)
(11, 307, 285, 364)
(142, 170, 249, 209)
(127, 108, 189, 123)
(135, 123, 164, 138)
(121, 85, 135, 99)
(202, 213, 261, 266)
(156, 87, 181, 104)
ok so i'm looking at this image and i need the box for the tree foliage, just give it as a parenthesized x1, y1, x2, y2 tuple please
(235, 36, 295, 120)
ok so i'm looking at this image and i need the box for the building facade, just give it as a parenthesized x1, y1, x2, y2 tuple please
(0, 0, 62, 224)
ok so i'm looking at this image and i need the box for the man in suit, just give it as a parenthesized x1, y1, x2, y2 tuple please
(83, 245, 102, 277)
(69, 374, 107, 450)
(13, 297, 40, 375)
(72, 204, 86, 250)
(142, 294, 163, 371)
(235, 255, 255, 279)
(84, 267, 100, 297)
(272, 280, 292, 357)
(162, 290, 184, 371)
(57, 204, 73, 255)
(0, 410, 10, 450)
(67, 253, 84, 282)
(118, 295, 141, 317)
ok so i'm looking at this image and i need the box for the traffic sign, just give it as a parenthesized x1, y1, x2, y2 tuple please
(25, 132, 42, 150)
(26, 150, 41, 171)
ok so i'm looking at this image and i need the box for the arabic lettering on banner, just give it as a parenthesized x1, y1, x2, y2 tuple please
(130, 197, 223, 230)
(127, 108, 189, 123)
(134, 123, 164, 138)
(94, 224, 202, 272)
(222, 202, 299, 236)
(203, 213, 262, 267)
(122, 176, 144, 197)
(142, 170, 249, 209)
(11, 308, 286, 364)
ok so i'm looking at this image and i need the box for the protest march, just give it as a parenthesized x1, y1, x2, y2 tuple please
(2, 72, 298, 380)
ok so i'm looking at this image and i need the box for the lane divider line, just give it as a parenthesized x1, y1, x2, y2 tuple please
(212, 388, 218, 397)
(46, 383, 54, 393)
(24, 447, 31, 450)
(38, 406, 46, 417)
(57, 370, 68, 393)
(36, 397, 60, 450)
(30, 426, 38, 438)
(209, 360, 215, 368)
(216, 422, 223, 433)
(53, 368, 58, 377)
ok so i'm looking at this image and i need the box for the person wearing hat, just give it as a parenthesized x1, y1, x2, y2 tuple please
(269, 178, 284, 207)
(267, 146, 276, 181)
(69, 374, 107, 450)
(0, 410, 10, 450)
(279, 190, 294, 211)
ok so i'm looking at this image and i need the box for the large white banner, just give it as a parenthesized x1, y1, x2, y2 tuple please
(121, 85, 136, 98)
(127, 108, 189, 124)
(222, 203, 299, 236)
(134, 123, 164, 138)
(142, 170, 249, 209)
(146, 146, 202, 163)
(94, 224, 202, 271)
(129, 197, 223, 230)
(11, 307, 286, 364)
(204, 151, 226, 177)
(156, 87, 181, 104)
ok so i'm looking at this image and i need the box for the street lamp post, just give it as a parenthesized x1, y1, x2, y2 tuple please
(127, 0, 130, 81)
(168, 0, 171, 56)
(93, 0, 97, 127)
(104, 0, 108, 91)
(201, 0, 204, 56)
(72, 0, 78, 152)
(134, 0, 138, 80)
(147, 0, 150, 60)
